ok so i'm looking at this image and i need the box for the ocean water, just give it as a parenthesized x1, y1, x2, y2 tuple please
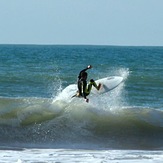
(0, 44, 163, 162)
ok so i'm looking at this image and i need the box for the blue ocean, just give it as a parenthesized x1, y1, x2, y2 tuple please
(0, 45, 163, 162)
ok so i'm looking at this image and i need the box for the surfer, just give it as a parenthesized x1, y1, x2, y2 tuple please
(76, 65, 101, 103)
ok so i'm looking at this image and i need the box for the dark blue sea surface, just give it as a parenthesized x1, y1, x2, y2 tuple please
(0, 44, 163, 150)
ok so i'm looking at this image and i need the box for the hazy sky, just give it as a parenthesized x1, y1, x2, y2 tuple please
(0, 0, 163, 46)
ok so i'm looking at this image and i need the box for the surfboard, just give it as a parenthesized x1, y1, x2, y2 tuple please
(91, 76, 123, 95)
(58, 76, 123, 101)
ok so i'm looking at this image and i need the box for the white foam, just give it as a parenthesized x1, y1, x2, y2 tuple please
(1, 148, 163, 163)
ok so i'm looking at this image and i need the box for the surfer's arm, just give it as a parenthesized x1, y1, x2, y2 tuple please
(82, 65, 92, 71)
(78, 65, 92, 78)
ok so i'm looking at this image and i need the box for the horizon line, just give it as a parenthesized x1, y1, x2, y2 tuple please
(0, 43, 163, 47)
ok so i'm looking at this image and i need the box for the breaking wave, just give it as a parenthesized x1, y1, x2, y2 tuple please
(0, 79, 163, 150)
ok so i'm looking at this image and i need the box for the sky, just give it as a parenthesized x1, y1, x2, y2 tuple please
(0, 0, 163, 46)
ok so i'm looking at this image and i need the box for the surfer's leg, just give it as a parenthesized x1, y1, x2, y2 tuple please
(90, 79, 101, 91)
(76, 80, 88, 97)
(86, 79, 96, 94)
(77, 80, 82, 96)
(87, 82, 92, 94)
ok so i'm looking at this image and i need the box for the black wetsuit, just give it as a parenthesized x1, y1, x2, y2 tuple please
(77, 67, 89, 99)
